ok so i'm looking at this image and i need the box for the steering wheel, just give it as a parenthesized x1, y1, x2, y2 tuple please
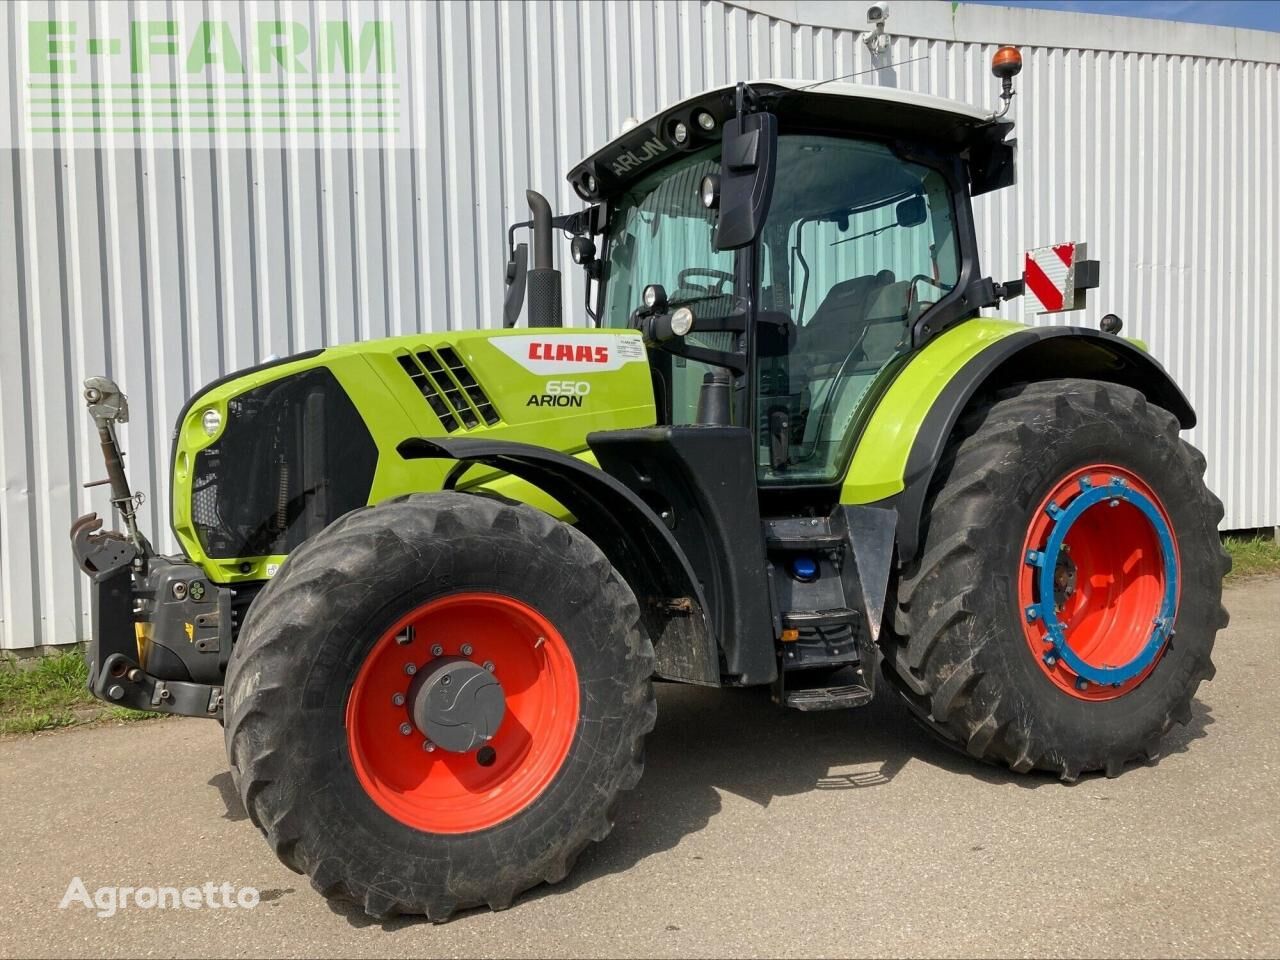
(676, 267, 735, 295)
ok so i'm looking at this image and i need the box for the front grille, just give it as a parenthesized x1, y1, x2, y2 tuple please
(189, 368, 378, 559)
(397, 346, 500, 431)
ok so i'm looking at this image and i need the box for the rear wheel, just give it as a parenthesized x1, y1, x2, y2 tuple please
(223, 492, 655, 919)
(880, 379, 1229, 780)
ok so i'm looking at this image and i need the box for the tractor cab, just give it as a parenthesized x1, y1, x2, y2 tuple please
(484, 78, 1021, 697)
(560, 80, 1016, 491)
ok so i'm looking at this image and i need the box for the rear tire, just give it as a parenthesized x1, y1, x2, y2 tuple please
(880, 379, 1229, 780)
(223, 492, 655, 919)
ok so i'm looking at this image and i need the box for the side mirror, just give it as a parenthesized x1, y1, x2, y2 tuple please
(713, 111, 778, 250)
(896, 196, 927, 228)
(970, 133, 1017, 196)
(503, 242, 528, 328)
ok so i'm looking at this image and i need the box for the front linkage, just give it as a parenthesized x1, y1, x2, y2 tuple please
(71, 377, 233, 719)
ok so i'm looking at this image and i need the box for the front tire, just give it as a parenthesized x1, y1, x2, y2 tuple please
(880, 379, 1229, 780)
(223, 492, 655, 919)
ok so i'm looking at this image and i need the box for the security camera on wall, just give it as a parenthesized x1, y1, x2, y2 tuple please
(865, 2, 891, 54)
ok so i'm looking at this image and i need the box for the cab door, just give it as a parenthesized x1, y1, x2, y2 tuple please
(753, 135, 961, 485)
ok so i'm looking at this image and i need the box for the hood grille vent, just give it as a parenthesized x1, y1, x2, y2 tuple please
(396, 347, 500, 431)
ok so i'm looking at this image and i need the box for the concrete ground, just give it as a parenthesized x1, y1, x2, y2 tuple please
(2, 578, 1277, 959)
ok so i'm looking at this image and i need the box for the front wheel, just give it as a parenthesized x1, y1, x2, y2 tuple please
(223, 493, 655, 919)
(880, 379, 1229, 780)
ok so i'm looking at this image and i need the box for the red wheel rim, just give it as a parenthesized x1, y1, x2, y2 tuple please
(1018, 464, 1180, 701)
(345, 593, 579, 834)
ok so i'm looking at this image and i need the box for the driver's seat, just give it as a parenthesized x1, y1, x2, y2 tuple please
(797, 270, 895, 358)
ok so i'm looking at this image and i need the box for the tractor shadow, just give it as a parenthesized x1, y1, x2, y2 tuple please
(207, 770, 249, 822)
(325, 675, 1211, 929)
(550, 677, 1213, 895)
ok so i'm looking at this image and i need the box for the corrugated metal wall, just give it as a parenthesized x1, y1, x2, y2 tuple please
(2, 0, 1277, 650)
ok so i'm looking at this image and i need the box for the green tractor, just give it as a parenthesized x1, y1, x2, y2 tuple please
(72, 52, 1227, 920)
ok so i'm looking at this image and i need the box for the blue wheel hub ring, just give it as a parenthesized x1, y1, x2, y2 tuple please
(1023, 476, 1179, 686)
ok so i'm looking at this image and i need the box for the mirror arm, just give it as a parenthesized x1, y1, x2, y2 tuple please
(663, 340, 748, 377)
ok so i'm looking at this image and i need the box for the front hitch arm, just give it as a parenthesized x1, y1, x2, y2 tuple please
(81, 376, 149, 557)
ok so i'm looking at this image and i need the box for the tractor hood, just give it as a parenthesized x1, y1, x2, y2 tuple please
(170, 328, 655, 582)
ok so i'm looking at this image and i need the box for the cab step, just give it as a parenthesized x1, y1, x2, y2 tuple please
(784, 681, 874, 711)
(766, 532, 846, 551)
(781, 607, 859, 629)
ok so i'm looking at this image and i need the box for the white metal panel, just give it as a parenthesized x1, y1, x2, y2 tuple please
(1, 0, 1277, 650)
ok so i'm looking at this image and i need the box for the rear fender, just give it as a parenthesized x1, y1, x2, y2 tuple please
(842, 321, 1196, 566)
(398, 437, 720, 685)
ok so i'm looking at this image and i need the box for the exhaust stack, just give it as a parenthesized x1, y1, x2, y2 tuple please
(524, 190, 563, 328)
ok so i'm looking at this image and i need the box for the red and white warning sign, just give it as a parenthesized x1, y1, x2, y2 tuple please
(1024, 241, 1088, 314)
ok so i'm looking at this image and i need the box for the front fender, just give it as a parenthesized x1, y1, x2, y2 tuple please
(397, 436, 720, 684)
(841, 320, 1196, 566)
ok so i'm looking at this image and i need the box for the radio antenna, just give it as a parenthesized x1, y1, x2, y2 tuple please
(788, 54, 930, 94)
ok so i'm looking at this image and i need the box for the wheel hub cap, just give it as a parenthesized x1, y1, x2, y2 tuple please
(345, 592, 580, 834)
(409, 657, 506, 752)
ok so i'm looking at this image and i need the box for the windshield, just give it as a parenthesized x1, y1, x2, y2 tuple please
(601, 148, 735, 327)
(756, 135, 960, 485)
(602, 147, 737, 424)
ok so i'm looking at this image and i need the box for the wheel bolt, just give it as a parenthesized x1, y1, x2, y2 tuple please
(422, 740, 436, 752)
(404, 663, 417, 676)
(431, 644, 444, 657)
(483, 661, 495, 673)
(1075, 677, 1089, 691)
(461, 643, 473, 656)
(399, 722, 413, 736)
(392, 693, 405, 706)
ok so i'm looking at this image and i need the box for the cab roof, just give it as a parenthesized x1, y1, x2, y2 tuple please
(566, 80, 1012, 203)
(676, 79, 994, 128)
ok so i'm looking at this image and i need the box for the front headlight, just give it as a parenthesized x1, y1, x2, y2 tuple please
(699, 174, 720, 210)
(201, 408, 222, 436)
(670, 307, 695, 337)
